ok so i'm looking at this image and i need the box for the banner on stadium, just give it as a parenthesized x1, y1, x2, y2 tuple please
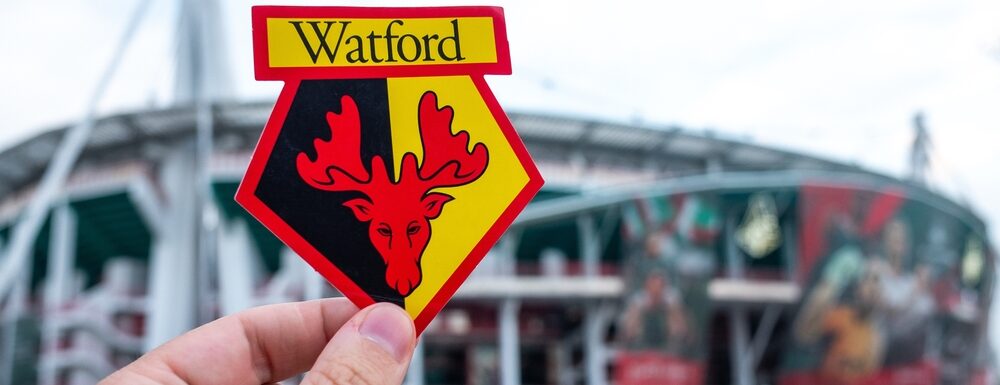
(780, 184, 993, 385)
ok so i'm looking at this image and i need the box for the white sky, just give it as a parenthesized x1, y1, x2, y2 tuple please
(3, 0, 1000, 351)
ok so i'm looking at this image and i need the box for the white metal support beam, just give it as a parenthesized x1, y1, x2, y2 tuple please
(189, 0, 221, 326)
(45, 202, 77, 312)
(499, 298, 521, 385)
(729, 306, 753, 385)
(264, 247, 306, 304)
(750, 305, 781, 369)
(304, 261, 325, 300)
(145, 145, 201, 351)
(584, 302, 614, 385)
(725, 215, 753, 385)
(217, 219, 257, 315)
(126, 177, 164, 236)
(553, 338, 573, 385)
(404, 338, 425, 385)
(0, 230, 32, 385)
(782, 219, 797, 280)
(497, 232, 521, 277)
(0, 237, 12, 385)
(173, 0, 231, 104)
(595, 207, 620, 256)
(577, 214, 599, 277)
(40, 202, 78, 385)
(706, 156, 724, 174)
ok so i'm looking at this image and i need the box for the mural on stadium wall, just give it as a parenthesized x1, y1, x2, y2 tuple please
(615, 193, 719, 385)
(780, 184, 995, 385)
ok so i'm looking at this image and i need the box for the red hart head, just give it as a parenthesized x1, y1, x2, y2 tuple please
(296, 91, 488, 296)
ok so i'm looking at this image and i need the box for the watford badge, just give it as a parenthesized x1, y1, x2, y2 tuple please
(236, 6, 543, 333)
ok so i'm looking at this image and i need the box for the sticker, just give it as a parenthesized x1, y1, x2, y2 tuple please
(236, 6, 543, 333)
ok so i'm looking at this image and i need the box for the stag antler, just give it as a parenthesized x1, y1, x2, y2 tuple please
(296, 95, 389, 194)
(399, 92, 489, 193)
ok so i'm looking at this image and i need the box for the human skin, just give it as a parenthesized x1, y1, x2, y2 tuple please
(99, 298, 416, 385)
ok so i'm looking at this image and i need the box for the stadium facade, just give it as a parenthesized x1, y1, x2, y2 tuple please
(0, 100, 993, 385)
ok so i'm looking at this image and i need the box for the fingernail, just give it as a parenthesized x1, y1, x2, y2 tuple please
(359, 304, 414, 362)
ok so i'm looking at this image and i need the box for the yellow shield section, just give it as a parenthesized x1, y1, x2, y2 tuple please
(387, 76, 529, 318)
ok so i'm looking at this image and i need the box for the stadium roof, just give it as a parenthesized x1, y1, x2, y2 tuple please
(0, 101, 988, 296)
(0, 101, 875, 203)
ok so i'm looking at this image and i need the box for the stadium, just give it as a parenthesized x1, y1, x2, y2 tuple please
(0, 2, 994, 385)
(0, 99, 993, 385)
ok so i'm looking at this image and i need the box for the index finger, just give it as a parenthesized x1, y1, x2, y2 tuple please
(101, 297, 359, 385)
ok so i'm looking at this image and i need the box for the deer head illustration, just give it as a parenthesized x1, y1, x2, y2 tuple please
(296, 91, 489, 297)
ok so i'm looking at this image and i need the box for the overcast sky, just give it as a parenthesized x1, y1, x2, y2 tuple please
(3, 0, 1000, 348)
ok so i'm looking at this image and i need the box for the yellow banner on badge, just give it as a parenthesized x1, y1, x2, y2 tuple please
(266, 17, 497, 68)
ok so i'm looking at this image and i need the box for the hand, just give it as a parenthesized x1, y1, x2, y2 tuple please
(100, 298, 417, 385)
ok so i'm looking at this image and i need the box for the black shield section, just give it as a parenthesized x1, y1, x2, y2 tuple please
(255, 79, 404, 307)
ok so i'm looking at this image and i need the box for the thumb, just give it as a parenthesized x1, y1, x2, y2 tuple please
(302, 303, 416, 385)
